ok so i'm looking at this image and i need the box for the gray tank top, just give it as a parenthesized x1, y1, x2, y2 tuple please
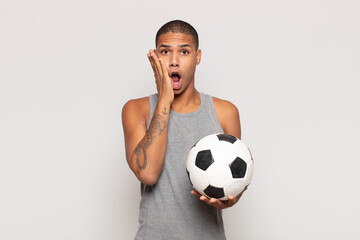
(135, 92, 226, 240)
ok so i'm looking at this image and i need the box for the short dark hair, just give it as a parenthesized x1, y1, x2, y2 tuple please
(155, 20, 199, 50)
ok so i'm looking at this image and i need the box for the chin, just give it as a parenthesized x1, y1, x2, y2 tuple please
(173, 90, 182, 96)
(173, 83, 191, 96)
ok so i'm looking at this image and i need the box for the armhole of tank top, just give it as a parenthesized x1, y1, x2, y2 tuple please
(206, 94, 224, 134)
(147, 94, 157, 129)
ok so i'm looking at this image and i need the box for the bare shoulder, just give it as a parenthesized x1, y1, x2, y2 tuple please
(122, 96, 150, 128)
(212, 97, 239, 115)
(212, 96, 241, 139)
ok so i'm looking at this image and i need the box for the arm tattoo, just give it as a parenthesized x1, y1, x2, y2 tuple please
(162, 107, 168, 115)
(135, 114, 167, 170)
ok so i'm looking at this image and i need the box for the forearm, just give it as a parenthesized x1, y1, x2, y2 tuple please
(129, 100, 170, 185)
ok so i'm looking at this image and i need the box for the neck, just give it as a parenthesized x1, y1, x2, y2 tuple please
(171, 86, 200, 114)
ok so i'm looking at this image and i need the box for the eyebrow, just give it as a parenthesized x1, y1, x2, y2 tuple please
(159, 44, 192, 48)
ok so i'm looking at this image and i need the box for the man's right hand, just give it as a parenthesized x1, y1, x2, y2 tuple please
(147, 49, 174, 105)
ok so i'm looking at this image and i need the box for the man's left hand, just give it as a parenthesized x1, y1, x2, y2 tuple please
(190, 186, 247, 210)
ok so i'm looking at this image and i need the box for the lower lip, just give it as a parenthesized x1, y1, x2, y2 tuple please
(172, 79, 182, 90)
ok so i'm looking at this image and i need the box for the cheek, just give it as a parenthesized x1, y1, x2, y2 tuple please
(184, 62, 197, 75)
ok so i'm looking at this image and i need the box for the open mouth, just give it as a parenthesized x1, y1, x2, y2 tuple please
(170, 72, 182, 90)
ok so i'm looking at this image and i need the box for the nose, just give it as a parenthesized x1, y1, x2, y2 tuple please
(170, 53, 179, 67)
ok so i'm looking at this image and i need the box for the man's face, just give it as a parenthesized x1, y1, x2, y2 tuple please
(156, 32, 201, 95)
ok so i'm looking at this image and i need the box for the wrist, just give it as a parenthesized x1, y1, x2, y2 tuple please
(156, 99, 172, 116)
(157, 96, 173, 107)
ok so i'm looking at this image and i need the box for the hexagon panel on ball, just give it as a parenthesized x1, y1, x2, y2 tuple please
(188, 166, 210, 192)
(224, 178, 247, 198)
(205, 162, 232, 188)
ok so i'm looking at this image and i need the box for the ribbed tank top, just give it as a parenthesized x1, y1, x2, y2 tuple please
(135, 92, 226, 240)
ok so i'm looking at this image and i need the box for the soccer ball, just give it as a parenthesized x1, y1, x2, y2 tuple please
(186, 133, 254, 200)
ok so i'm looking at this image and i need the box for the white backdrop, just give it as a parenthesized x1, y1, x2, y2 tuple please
(1, 0, 359, 239)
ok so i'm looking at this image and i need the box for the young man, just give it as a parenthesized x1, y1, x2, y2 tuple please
(122, 20, 247, 239)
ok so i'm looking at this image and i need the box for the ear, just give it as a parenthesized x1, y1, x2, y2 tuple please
(196, 49, 202, 65)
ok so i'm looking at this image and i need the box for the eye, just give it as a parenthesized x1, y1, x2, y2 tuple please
(161, 50, 169, 55)
(181, 50, 189, 55)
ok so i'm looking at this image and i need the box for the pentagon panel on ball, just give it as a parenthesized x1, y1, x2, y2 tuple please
(186, 133, 254, 200)
(195, 150, 214, 171)
(204, 185, 225, 199)
(217, 133, 237, 143)
(229, 157, 247, 178)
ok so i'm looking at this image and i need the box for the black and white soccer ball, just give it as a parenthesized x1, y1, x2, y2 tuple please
(186, 133, 254, 200)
